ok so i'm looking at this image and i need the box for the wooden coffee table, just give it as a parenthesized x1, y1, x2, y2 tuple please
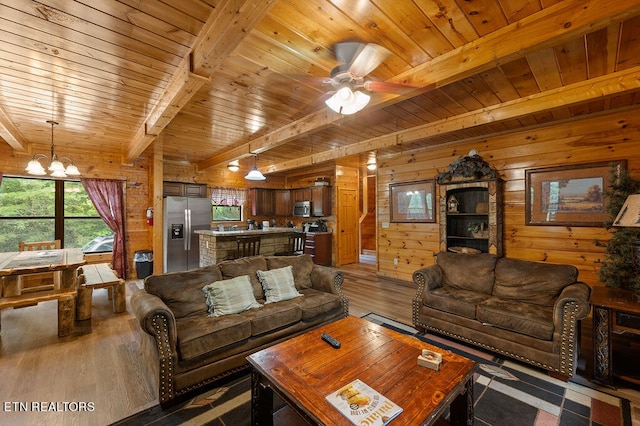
(247, 316, 477, 425)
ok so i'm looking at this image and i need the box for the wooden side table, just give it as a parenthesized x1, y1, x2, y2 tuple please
(591, 286, 640, 388)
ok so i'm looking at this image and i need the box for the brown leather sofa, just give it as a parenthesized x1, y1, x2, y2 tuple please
(131, 254, 348, 407)
(412, 252, 591, 380)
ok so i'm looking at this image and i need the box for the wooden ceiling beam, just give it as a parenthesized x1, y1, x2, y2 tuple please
(0, 105, 28, 152)
(125, 0, 277, 163)
(263, 65, 640, 173)
(197, 0, 640, 171)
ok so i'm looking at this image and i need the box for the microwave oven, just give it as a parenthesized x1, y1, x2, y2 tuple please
(293, 201, 311, 217)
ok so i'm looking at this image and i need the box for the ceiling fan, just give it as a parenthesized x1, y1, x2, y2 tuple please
(321, 41, 410, 115)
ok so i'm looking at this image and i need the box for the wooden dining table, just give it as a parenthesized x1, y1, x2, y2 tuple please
(0, 248, 86, 336)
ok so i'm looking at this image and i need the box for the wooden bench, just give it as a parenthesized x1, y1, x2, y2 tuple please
(0, 288, 77, 337)
(76, 263, 125, 321)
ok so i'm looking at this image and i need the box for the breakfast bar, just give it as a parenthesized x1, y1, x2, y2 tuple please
(196, 228, 299, 265)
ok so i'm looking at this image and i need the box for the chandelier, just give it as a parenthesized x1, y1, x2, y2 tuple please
(25, 120, 81, 178)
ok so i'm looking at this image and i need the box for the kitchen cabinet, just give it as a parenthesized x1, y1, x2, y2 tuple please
(439, 179, 502, 256)
(304, 232, 332, 265)
(163, 181, 207, 198)
(310, 186, 331, 216)
(274, 189, 291, 216)
(292, 187, 311, 202)
(249, 188, 275, 216)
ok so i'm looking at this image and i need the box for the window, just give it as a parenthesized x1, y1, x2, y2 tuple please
(0, 177, 112, 252)
(211, 187, 246, 222)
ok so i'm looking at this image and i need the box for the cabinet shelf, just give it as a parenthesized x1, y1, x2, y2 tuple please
(448, 235, 489, 240)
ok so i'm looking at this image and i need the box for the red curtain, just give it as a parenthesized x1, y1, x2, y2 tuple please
(81, 179, 127, 278)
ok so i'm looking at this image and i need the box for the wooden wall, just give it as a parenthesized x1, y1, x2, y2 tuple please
(361, 175, 377, 253)
(376, 107, 640, 286)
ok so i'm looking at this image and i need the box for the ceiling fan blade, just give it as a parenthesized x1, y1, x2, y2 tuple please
(334, 42, 363, 66)
(348, 43, 391, 77)
(365, 80, 417, 94)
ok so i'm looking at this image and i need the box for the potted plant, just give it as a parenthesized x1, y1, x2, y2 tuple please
(467, 222, 487, 238)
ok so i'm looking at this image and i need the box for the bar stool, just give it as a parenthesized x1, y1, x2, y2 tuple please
(275, 232, 306, 256)
(236, 235, 261, 258)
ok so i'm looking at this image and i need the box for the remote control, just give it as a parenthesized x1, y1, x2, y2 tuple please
(321, 333, 341, 349)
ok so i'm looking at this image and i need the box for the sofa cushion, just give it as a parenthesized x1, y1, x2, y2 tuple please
(266, 254, 314, 289)
(296, 288, 344, 322)
(424, 287, 490, 319)
(493, 258, 578, 306)
(144, 265, 222, 318)
(244, 300, 302, 336)
(175, 314, 251, 361)
(436, 252, 498, 294)
(256, 266, 303, 304)
(476, 297, 554, 340)
(218, 256, 268, 301)
(202, 275, 262, 317)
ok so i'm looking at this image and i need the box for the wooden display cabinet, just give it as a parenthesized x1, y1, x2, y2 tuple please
(439, 179, 502, 256)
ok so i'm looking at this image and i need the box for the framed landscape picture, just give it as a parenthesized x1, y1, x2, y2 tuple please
(389, 180, 436, 223)
(525, 161, 626, 226)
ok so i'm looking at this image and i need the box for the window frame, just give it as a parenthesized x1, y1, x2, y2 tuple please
(0, 176, 107, 249)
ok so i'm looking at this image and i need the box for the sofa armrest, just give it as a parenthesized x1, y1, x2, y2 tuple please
(130, 289, 178, 358)
(412, 265, 443, 296)
(309, 265, 349, 317)
(412, 265, 443, 329)
(553, 281, 592, 322)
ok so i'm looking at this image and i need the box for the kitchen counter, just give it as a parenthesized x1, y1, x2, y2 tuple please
(197, 228, 317, 265)
(196, 228, 332, 266)
(195, 227, 301, 237)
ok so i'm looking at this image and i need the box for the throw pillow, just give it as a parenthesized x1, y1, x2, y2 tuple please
(202, 275, 262, 317)
(256, 265, 303, 304)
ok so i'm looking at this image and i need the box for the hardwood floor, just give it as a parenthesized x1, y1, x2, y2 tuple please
(0, 257, 638, 425)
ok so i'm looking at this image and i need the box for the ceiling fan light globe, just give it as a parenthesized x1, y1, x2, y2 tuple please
(325, 87, 370, 115)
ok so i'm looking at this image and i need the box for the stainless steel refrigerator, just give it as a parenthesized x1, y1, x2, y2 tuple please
(163, 196, 212, 273)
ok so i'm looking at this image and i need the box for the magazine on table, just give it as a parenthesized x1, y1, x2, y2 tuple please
(325, 379, 403, 426)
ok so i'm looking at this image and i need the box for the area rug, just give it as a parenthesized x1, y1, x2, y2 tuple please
(113, 313, 632, 426)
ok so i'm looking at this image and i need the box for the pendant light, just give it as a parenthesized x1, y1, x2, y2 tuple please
(25, 120, 81, 178)
(244, 155, 266, 181)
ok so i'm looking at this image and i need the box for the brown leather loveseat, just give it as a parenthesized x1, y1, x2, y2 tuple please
(131, 254, 348, 407)
(412, 252, 590, 380)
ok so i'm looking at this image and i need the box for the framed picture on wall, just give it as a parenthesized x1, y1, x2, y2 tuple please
(389, 180, 436, 223)
(525, 160, 626, 226)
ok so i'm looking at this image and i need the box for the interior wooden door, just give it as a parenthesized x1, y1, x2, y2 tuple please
(337, 188, 358, 265)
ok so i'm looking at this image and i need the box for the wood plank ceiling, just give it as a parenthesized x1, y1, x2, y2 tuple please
(1, 0, 640, 178)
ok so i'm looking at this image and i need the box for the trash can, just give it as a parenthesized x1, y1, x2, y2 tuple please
(134, 250, 153, 279)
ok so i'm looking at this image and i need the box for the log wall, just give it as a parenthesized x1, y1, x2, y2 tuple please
(377, 108, 640, 286)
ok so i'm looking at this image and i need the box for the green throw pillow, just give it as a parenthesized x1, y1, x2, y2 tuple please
(256, 265, 303, 304)
(202, 275, 262, 317)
